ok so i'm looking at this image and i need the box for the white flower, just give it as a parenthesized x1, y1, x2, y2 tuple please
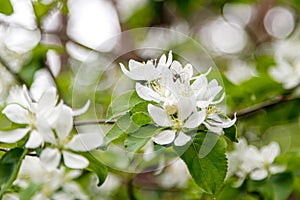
(15, 156, 88, 200)
(0, 86, 59, 148)
(249, 142, 285, 180)
(121, 51, 237, 141)
(204, 111, 237, 134)
(40, 105, 102, 170)
(227, 138, 285, 186)
(148, 99, 206, 146)
(191, 68, 225, 108)
(269, 58, 300, 89)
(157, 159, 190, 189)
(120, 51, 173, 81)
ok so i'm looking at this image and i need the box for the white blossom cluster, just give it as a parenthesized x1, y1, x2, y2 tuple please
(269, 38, 300, 89)
(121, 51, 236, 146)
(227, 138, 285, 187)
(3, 156, 88, 200)
(0, 85, 102, 170)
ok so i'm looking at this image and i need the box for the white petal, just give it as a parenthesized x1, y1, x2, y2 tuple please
(148, 104, 172, 127)
(7, 86, 30, 108)
(128, 59, 142, 71)
(37, 87, 57, 117)
(212, 93, 225, 104)
(144, 61, 159, 80)
(191, 74, 208, 91)
(47, 100, 63, 126)
(269, 165, 285, 174)
(40, 148, 61, 171)
(177, 97, 194, 122)
(66, 133, 103, 152)
(203, 122, 223, 135)
(152, 130, 176, 145)
(250, 169, 268, 180)
(183, 64, 193, 79)
(166, 51, 173, 66)
(72, 100, 90, 116)
(261, 142, 280, 163)
(54, 105, 73, 141)
(0, 128, 30, 143)
(196, 101, 210, 108)
(170, 60, 182, 72)
(184, 110, 206, 129)
(158, 52, 166, 64)
(25, 130, 43, 149)
(120, 62, 143, 80)
(207, 113, 237, 128)
(174, 131, 191, 146)
(22, 85, 35, 111)
(30, 69, 55, 101)
(136, 83, 161, 103)
(62, 151, 89, 169)
(2, 104, 30, 124)
(36, 119, 56, 144)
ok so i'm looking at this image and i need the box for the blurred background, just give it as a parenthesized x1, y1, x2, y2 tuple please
(0, 0, 300, 199)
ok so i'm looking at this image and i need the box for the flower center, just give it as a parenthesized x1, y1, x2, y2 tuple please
(172, 118, 183, 130)
(163, 99, 178, 115)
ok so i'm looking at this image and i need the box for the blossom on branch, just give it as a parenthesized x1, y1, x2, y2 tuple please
(0, 85, 102, 170)
(227, 138, 285, 187)
(120, 51, 236, 145)
(0, 86, 61, 148)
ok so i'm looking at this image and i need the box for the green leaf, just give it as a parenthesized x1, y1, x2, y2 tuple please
(32, 1, 57, 20)
(130, 102, 149, 114)
(104, 114, 139, 145)
(224, 124, 238, 143)
(20, 183, 42, 200)
(0, 0, 13, 15)
(106, 91, 144, 120)
(247, 172, 293, 200)
(80, 151, 108, 186)
(175, 132, 227, 194)
(124, 135, 149, 153)
(129, 125, 160, 138)
(0, 148, 28, 198)
(131, 112, 152, 126)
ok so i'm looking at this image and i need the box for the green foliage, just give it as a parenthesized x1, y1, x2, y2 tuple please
(32, 1, 56, 20)
(124, 125, 160, 154)
(124, 135, 149, 154)
(80, 151, 108, 187)
(224, 124, 238, 143)
(175, 132, 227, 194)
(19, 183, 42, 200)
(104, 113, 139, 145)
(106, 91, 144, 121)
(247, 173, 293, 200)
(0, 148, 27, 198)
(0, 0, 13, 15)
(131, 112, 152, 126)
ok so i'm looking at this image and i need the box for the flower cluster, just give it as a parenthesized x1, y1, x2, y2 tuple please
(269, 39, 300, 89)
(227, 138, 285, 186)
(4, 156, 88, 200)
(0, 86, 102, 170)
(120, 51, 236, 146)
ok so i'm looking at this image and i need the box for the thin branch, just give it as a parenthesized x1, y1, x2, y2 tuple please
(74, 119, 116, 126)
(127, 178, 137, 200)
(234, 96, 300, 118)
